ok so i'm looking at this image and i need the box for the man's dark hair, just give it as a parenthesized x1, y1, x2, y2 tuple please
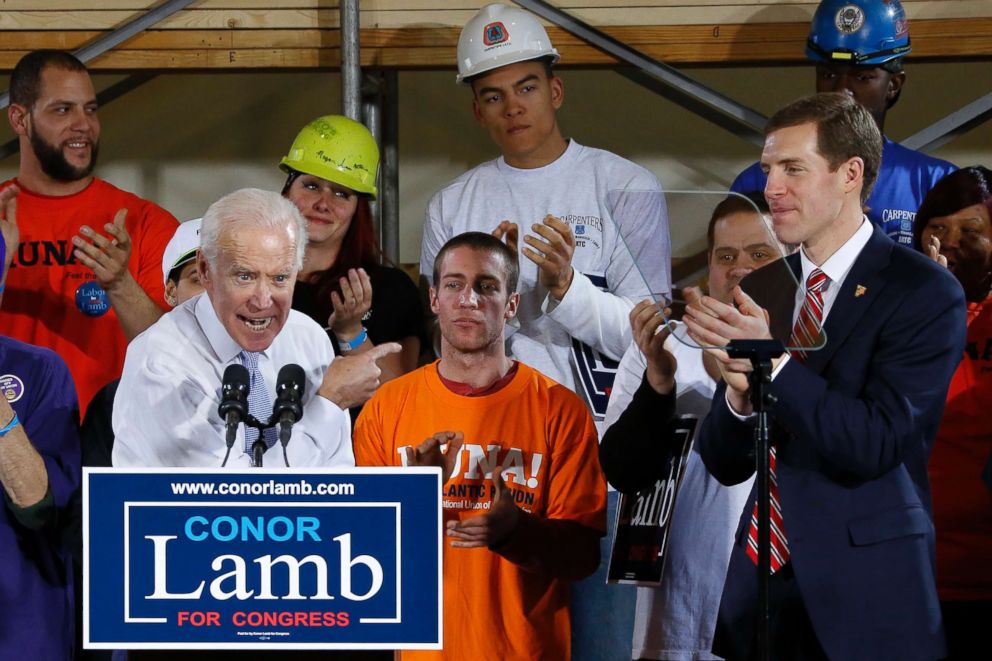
(706, 191, 770, 251)
(433, 232, 519, 294)
(913, 166, 992, 251)
(10, 50, 87, 109)
(765, 92, 882, 204)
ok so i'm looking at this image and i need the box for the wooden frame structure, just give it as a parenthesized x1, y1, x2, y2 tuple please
(1, 1, 990, 71)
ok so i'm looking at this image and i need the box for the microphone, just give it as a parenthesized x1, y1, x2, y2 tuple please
(272, 364, 306, 449)
(218, 364, 250, 457)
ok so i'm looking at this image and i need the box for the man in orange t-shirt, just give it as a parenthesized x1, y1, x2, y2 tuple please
(0, 50, 177, 413)
(354, 232, 606, 660)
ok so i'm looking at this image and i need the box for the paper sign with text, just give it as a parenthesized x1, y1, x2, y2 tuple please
(84, 468, 441, 650)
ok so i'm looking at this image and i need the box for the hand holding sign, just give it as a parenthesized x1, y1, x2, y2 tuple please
(405, 431, 464, 483)
(446, 470, 520, 549)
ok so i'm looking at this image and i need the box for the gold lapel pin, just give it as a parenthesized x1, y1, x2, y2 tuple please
(855, 285, 867, 297)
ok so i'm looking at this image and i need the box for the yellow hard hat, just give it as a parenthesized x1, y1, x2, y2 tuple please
(279, 115, 379, 198)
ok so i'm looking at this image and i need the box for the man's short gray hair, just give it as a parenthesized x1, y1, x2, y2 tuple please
(200, 188, 307, 270)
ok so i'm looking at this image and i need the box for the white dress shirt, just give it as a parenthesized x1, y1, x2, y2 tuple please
(729, 217, 874, 415)
(793, 215, 874, 327)
(112, 293, 354, 468)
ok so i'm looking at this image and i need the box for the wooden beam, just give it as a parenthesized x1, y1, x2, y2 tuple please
(0, 19, 987, 70)
(1, 1, 990, 31)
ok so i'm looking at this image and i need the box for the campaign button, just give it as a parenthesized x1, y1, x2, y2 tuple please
(76, 281, 111, 317)
(0, 374, 24, 403)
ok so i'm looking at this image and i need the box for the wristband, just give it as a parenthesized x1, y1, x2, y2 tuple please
(0, 413, 19, 437)
(0, 282, 5, 295)
(338, 326, 368, 353)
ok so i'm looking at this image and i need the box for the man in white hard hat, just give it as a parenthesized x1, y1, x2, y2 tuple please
(420, 4, 671, 659)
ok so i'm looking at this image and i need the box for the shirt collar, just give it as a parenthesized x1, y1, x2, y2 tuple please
(799, 215, 873, 287)
(193, 294, 271, 363)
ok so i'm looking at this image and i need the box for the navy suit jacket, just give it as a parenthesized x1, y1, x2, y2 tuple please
(699, 226, 967, 661)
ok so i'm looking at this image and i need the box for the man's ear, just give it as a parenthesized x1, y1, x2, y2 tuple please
(843, 156, 865, 195)
(429, 286, 440, 315)
(549, 75, 564, 111)
(8, 104, 29, 137)
(504, 291, 520, 321)
(195, 252, 211, 289)
(164, 280, 178, 307)
(886, 71, 906, 104)
(471, 96, 486, 127)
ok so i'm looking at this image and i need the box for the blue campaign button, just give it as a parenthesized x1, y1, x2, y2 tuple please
(75, 281, 111, 317)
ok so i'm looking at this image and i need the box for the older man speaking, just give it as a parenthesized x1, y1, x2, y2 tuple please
(113, 188, 398, 468)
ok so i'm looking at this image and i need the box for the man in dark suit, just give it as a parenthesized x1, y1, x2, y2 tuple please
(683, 93, 966, 660)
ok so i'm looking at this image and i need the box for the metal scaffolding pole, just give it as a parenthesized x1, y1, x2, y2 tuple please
(902, 91, 992, 153)
(361, 70, 400, 265)
(362, 74, 383, 240)
(380, 70, 400, 266)
(340, 0, 362, 122)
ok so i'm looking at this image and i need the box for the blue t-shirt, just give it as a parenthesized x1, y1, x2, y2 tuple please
(731, 138, 957, 247)
(0, 337, 80, 658)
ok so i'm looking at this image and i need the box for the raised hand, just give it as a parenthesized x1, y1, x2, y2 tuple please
(0, 185, 20, 277)
(328, 267, 373, 339)
(522, 215, 575, 300)
(492, 220, 519, 254)
(682, 286, 774, 412)
(404, 431, 465, 483)
(629, 299, 677, 395)
(72, 208, 133, 291)
(926, 235, 948, 268)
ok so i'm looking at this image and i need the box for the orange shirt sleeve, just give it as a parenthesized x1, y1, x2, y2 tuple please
(492, 384, 607, 579)
(353, 394, 390, 467)
(543, 385, 608, 531)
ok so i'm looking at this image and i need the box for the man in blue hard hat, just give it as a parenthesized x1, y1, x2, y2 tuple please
(732, 0, 956, 247)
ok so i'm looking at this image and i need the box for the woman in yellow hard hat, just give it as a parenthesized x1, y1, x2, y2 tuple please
(280, 115, 422, 384)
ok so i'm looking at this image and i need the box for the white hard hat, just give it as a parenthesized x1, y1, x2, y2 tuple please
(161, 218, 201, 286)
(456, 4, 560, 84)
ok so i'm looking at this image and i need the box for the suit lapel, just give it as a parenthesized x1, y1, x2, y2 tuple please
(802, 226, 894, 373)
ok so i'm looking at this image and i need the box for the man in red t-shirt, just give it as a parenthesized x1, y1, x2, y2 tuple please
(0, 50, 178, 412)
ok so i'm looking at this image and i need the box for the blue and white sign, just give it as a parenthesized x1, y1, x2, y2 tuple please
(84, 468, 442, 650)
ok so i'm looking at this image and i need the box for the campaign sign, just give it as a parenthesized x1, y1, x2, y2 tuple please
(84, 468, 442, 650)
(607, 416, 697, 586)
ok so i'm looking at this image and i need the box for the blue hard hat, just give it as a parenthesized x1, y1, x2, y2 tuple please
(806, 0, 911, 65)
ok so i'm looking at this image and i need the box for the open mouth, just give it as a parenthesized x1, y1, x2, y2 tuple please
(238, 315, 273, 332)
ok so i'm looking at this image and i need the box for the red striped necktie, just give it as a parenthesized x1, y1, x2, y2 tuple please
(746, 268, 828, 573)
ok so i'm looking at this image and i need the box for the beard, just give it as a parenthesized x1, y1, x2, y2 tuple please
(29, 129, 98, 182)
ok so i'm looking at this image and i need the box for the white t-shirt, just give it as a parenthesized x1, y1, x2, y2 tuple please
(604, 323, 755, 660)
(421, 139, 671, 434)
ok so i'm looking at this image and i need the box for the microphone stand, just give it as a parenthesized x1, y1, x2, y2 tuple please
(242, 415, 276, 468)
(726, 338, 783, 661)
